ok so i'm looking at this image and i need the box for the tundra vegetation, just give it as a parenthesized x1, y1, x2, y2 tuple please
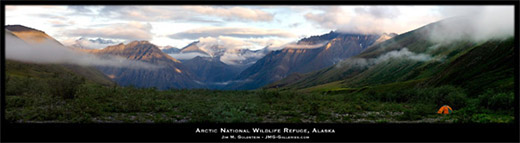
(5, 59, 514, 123)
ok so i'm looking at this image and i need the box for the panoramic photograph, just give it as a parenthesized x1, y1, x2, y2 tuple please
(4, 5, 515, 123)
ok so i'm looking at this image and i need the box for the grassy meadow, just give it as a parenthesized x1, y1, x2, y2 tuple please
(5, 67, 514, 123)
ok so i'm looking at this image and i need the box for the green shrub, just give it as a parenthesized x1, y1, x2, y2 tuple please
(5, 75, 26, 96)
(372, 91, 412, 103)
(5, 96, 27, 108)
(478, 90, 514, 110)
(398, 109, 422, 120)
(365, 85, 468, 108)
(411, 85, 468, 109)
(207, 102, 255, 122)
(6, 76, 49, 96)
(308, 101, 321, 115)
(258, 90, 281, 103)
(469, 113, 514, 123)
(47, 73, 85, 99)
(397, 104, 435, 121)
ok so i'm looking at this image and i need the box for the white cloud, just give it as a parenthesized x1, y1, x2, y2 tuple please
(47, 19, 75, 27)
(63, 22, 153, 41)
(6, 6, 18, 11)
(374, 48, 432, 63)
(98, 6, 273, 22)
(428, 6, 514, 43)
(354, 6, 401, 19)
(245, 38, 290, 50)
(336, 48, 438, 69)
(304, 7, 351, 32)
(284, 42, 327, 49)
(182, 6, 274, 22)
(63, 37, 121, 49)
(169, 26, 296, 39)
(194, 36, 290, 52)
(67, 6, 94, 13)
(304, 6, 442, 34)
(173, 36, 272, 65)
(7, 5, 509, 53)
(220, 49, 265, 65)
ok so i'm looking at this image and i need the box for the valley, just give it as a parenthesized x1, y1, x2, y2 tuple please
(4, 12, 516, 123)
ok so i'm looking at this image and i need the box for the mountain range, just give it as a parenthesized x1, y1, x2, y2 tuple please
(227, 32, 395, 89)
(3, 25, 399, 90)
(267, 17, 514, 96)
(167, 40, 268, 66)
(85, 41, 203, 89)
(6, 15, 510, 93)
(71, 37, 119, 49)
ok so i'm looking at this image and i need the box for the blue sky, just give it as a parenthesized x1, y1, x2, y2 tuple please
(4, 5, 511, 50)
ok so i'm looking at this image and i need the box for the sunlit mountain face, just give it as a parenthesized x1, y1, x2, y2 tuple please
(228, 32, 395, 90)
(85, 41, 204, 89)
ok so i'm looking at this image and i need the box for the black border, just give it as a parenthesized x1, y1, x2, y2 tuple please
(1, 0, 519, 142)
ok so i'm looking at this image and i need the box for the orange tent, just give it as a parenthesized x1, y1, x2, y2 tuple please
(437, 105, 453, 114)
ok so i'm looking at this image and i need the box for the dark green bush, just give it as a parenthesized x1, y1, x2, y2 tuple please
(207, 102, 255, 122)
(478, 90, 514, 110)
(397, 104, 435, 121)
(398, 109, 422, 120)
(409, 85, 468, 109)
(308, 101, 321, 115)
(6, 75, 28, 96)
(47, 73, 85, 99)
(258, 90, 281, 103)
(6, 76, 49, 96)
(365, 85, 468, 108)
(372, 90, 412, 103)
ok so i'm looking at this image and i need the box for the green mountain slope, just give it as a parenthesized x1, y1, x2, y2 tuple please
(6, 59, 114, 97)
(5, 25, 115, 87)
(268, 17, 514, 97)
(421, 38, 514, 95)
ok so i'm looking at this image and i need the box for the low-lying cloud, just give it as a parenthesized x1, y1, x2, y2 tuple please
(198, 36, 257, 51)
(263, 41, 328, 51)
(64, 37, 121, 49)
(168, 52, 210, 60)
(428, 6, 514, 43)
(336, 48, 438, 68)
(194, 79, 253, 86)
(284, 42, 327, 49)
(220, 49, 266, 65)
(5, 30, 160, 69)
(304, 6, 513, 40)
(374, 48, 433, 63)
(170, 36, 270, 65)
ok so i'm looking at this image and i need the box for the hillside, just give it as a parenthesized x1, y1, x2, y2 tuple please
(87, 41, 203, 89)
(6, 25, 64, 45)
(268, 17, 514, 97)
(229, 32, 392, 90)
(5, 26, 114, 86)
(182, 56, 243, 84)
